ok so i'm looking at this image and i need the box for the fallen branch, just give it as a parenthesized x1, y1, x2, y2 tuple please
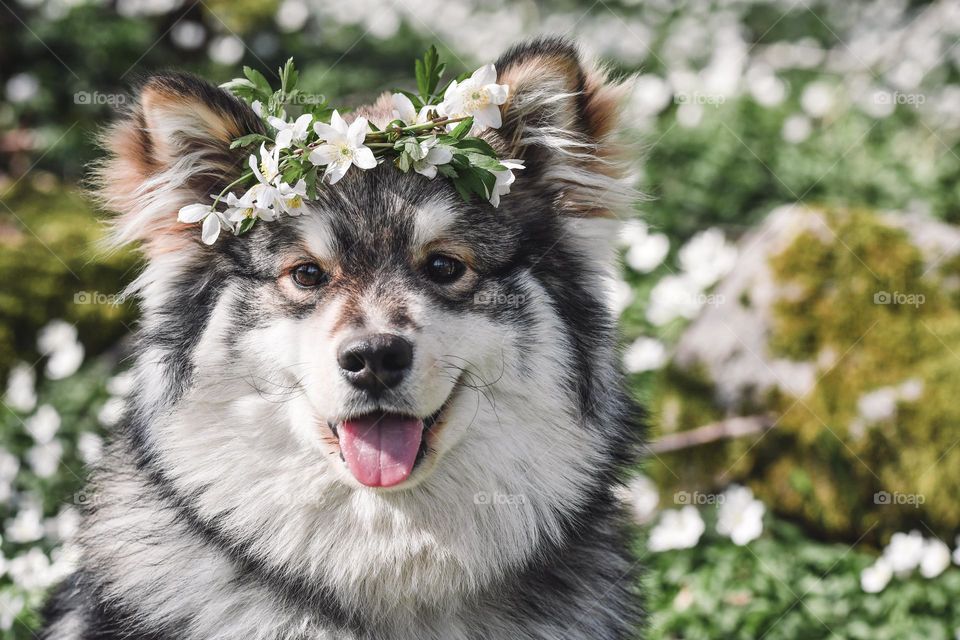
(646, 415, 775, 454)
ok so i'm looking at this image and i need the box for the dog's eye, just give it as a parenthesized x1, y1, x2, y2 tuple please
(291, 263, 327, 288)
(424, 254, 466, 284)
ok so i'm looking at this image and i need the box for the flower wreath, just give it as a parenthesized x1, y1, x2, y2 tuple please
(178, 47, 524, 244)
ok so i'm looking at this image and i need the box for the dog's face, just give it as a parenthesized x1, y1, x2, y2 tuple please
(229, 175, 526, 490)
(97, 40, 635, 613)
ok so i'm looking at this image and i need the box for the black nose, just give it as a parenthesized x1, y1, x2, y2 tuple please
(337, 333, 414, 394)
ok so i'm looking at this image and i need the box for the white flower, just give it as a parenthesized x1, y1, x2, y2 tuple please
(4, 363, 36, 413)
(222, 190, 275, 226)
(648, 506, 705, 552)
(609, 279, 634, 316)
(178, 203, 226, 245)
(251, 100, 264, 117)
(623, 337, 667, 373)
(717, 484, 765, 545)
(782, 114, 812, 144)
(27, 440, 63, 479)
(679, 228, 737, 288)
(409, 137, 453, 179)
(646, 275, 704, 326)
(25, 405, 60, 444)
(309, 111, 377, 184)
(625, 230, 670, 273)
(97, 397, 125, 427)
(6, 502, 44, 544)
(617, 474, 660, 525)
(883, 530, 926, 575)
(857, 387, 898, 423)
(919, 539, 952, 579)
(488, 159, 525, 207)
(7, 547, 54, 591)
(45, 507, 81, 544)
(106, 371, 135, 397)
(78, 432, 104, 465)
(438, 63, 509, 131)
(860, 557, 893, 593)
(268, 113, 312, 149)
(276, 179, 309, 216)
(800, 81, 834, 118)
(250, 142, 282, 186)
(0, 592, 23, 631)
(0, 449, 19, 482)
(37, 320, 84, 380)
(391, 93, 434, 125)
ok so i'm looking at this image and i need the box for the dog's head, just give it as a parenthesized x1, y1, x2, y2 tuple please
(97, 38, 636, 610)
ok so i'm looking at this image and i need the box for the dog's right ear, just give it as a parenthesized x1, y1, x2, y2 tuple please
(94, 73, 263, 254)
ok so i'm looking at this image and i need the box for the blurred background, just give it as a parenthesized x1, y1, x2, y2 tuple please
(2, 0, 960, 637)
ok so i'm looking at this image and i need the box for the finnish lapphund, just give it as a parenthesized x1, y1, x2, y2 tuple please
(41, 37, 644, 640)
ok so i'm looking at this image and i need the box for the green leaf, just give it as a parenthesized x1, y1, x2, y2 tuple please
(279, 58, 298, 95)
(436, 163, 458, 179)
(244, 66, 273, 97)
(237, 217, 257, 235)
(415, 45, 446, 103)
(304, 166, 319, 199)
(230, 133, 271, 149)
(454, 137, 499, 157)
(397, 151, 412, 173)
(448, 117, 474, 140)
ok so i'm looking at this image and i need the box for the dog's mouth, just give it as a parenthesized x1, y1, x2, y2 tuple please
(326, 389, 455, 488)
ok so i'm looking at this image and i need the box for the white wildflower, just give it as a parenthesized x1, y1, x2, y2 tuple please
(883, 530, 926, 576)
(646, 275, 704, 326)
(25, 404, 60, 444)
(178, 203, 226, 245)
(409, 137, 453, 179)
(391, 92, 434, 126)
(648, 506, 705, 552)
(617, 474, 659, 525)
(626, 231, 670, 273)
(717, 484, 765, 545)
(97, 397, 126, 427)
(860, 557, 893, 593)
(6, 501, 44, 544)
(275, 179, 309, 216)
(26, 440, 63, 479)
(222, 190, 275, 228)
(437, 63, 509, 131)
(0, 592, 23, 631)
(782, 114, 812, 144)
(78, 432, 104, 465)
(309, 111, 377, 184)
(267, 113, 312, 149)
(857, 387, 898, 423)
(7, 548, 54, 591)
(488, 159, 525, 207)
(623, 337, 667, 374)
(609, 279, 634, 316)
(679, 228, 737, 288)
(919, 539, 952, 579)
(37, 320, 84, 380)
(4, 363, 36, 413)
(800, 81, 834, 118)
(106, 371, 135, 397)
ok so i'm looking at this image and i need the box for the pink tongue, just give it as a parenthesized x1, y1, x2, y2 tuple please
(339, 414, 424, 487)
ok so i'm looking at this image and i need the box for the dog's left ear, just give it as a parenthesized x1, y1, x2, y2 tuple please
(491, 38, 635, 218)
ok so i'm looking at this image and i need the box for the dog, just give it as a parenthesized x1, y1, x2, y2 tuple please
(40, 37, 644, 640)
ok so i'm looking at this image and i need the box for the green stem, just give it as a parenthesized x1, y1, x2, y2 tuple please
(212, 170, 255, 208)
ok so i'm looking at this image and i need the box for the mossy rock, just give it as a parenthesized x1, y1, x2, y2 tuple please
(0, 181, 137, 379)
(648, 205, 960, 542)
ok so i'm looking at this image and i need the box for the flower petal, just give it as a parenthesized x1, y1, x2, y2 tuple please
(352, 146, 377, 170)
(275, 128, 294, 150)
(474, 104, 502, 130)
(391, 93, 416, 124)
(313, 121, 340, 142)
(414, 163, 438, 179)
(426, 146, 453, 165)
(308, 145, 338, 166)
(292, 114, 313, 137)
(201, 212, 222, 244)
(471, 64, 496, 86)
(486, 83, 509, 105)
(324, 160, 351, 185)
(329, 110, 348, 135)
(178, 204, 212, 223)
(347, 116, 369, 148)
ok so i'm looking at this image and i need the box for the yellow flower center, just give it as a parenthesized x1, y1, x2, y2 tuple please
(287, 195, 303, 209)
(242, 207, 254, 218)
(464, 87, 490, 112)
(339, 144, 353, 158)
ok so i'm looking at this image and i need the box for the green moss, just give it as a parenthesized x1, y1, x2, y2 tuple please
(0, 184, 138, 378)
(653, 208, 960, 541)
